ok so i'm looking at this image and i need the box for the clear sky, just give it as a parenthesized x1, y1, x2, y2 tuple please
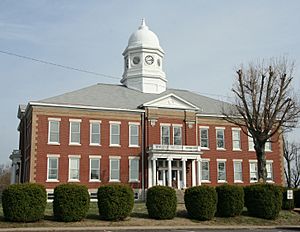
(0, 0, 299, 164)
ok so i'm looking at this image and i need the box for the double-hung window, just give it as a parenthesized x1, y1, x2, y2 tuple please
(233, 160, 243, 182)
(217, 159, 226, 182)
(69, 119, 81, 145)
(199, 127, 209, 149)
(89, 156, 101, 181)
(248, 132, 255, 151)
(110, 156, 121, 182)
(173, 125, 182, 145)
(201, 159, 210, 182)
(48, 118, 60, 144)
(90, 120, 101, 145)
(47, 154, 59, 181)
(68, 155, 80, 181)
(161, 125, 170, 145)
(110, 121, 121, 146)
(265, 139, 272, 151)
(129, 156, 140, 182)
(249, 161, 258, 182)
(216, 128, 225, 149)
(129, 123, 139, 147)
(266, 161, 273, 181)
(232, 128, 241, 150)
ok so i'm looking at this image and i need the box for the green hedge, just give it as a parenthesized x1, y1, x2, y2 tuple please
(244, 184, 282, 219)
(97, 184, 134, 221)
(2, 183, 47, 222)
(53, 184, 90, 222)
(294, 189, 300, 208)
(184, 186, 217, 221)
(280, 187, 294, 210)
(216, 184, 244, 217)
(146, 186, 177, 219)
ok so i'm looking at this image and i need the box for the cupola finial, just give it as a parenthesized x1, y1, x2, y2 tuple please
(139, 18, 148, 30)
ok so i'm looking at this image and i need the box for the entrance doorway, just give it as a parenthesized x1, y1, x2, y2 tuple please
(157, 159, 183, 189)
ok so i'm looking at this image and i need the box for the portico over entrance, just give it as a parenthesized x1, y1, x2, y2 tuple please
(147, 144, 202, 189)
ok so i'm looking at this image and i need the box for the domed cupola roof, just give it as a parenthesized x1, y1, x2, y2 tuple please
(127, 19, 162, 50)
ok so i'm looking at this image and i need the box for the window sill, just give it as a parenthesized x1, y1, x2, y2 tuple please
(90, 144, 101, 147)
(267, 180, 274, 183)
(217, 180, 227, 183)
(201, 180, 211, 183)
(234, 180, 244, 184)
(48, 142, 60, 146)
(109, 145, 121, 147)
(89, 180, 101, 182)
(265, 150, 272, 152)
(69, 143, 81, 146)
(216, 148, 226, 151)
(233, 149, 242, 151)
(68, 179, 80, 182)
(129, 145, 140, 148)
(250, 180, 258, 183)
(46, 179, 59, 183)
(248, 149, 255, 152)
(109, 180, 121, 183)
(200, 147, 210, 150)
(129, 180, 140, 183)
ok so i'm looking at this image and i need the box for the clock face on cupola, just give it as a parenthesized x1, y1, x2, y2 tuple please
(121, 19, 167, 94)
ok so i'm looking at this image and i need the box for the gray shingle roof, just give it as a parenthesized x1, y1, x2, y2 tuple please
(36, 83, 230, 115)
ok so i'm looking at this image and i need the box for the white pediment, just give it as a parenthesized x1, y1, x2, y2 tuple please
(142, 94, 199, 110)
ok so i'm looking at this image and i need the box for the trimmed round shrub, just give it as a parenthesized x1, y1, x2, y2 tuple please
(216, 184, 244, 217)
(294, 189, 300, 208)
(146, 186, 177, 219)
(184, 186, 217, 221)
(2, 183, 46, 222)
(97, 184, 134, 221)
(53, 184, 90, 222)
(280, 187, 294, 210)
(244, 184, 282, 219)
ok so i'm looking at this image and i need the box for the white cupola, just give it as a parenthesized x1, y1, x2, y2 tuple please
(121, 19, 167, 94)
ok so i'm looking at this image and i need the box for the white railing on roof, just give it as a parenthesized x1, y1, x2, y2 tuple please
(149, 144, 201, 152)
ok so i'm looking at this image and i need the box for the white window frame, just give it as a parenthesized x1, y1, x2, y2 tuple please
(173, 125, 182, 145)
(232, 128, 241, 151)
(69, 119, 81, 145)
(248, 132, 255, 151)
(160, 124, 171, 145)
(129, 122, 140, 147)
(68, 155, 81, 182)
(46, 154, 60, 182)
(90, 120, 101, 146)
(249, 160, 258, 183)
(109, 156, 121, 182)
(110, 121, 121, 147)
(233, 159, 243, 183)
(217, 159, 227, 183)
(129, 156, 140, 182)
(265, 139, 272, 152)
(89, 155, 101, 182)
(48, 118, 61, 145)
(216, 127, 225, 150)
(266, 160, 274, 182)
(201, 159, 210, 183)
(199, 126, 209, 149)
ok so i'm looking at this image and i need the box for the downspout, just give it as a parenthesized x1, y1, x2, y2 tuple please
(141, 112, 145, 200)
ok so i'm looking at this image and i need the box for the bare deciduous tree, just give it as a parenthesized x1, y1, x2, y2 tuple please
(223, 58, 300, 183)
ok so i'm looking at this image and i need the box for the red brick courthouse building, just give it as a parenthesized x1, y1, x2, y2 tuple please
(12, 20, 284, 200)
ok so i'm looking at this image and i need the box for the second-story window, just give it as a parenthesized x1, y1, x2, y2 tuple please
(129, 123, 139, 147)
(173, 125, 182, 145)
(199, 127, 209, 148)
(110, 122, 121, 146)
(69, 119, 81, 145)
(216, 128, 225, 149)
(161, 125, 170, 145)
(232, 128, 241, 150)
(90, 121, 101, 146)
(48, 118, 60, 144)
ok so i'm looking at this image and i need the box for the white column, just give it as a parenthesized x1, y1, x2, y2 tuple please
(148, 158, 152, 188)
(10, 163, 16, 184)
(182, 158, 187, 189)
(167, 158, 172, 187)
(197, 158, 202, 185)
(192, 160, 196, 186)
(152, 158, 157, 186)
(177, 170, 180, 189)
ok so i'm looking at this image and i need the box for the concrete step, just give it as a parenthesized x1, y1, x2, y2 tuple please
(175, 189, 185, 204)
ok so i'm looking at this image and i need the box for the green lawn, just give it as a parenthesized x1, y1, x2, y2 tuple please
(0, 203, 299, 228)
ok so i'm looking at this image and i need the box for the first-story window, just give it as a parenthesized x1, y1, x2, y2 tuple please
(47, 155, 59, 181)
(129, 157, 140, 182)
(89, 156, 101, 181)
(217, 160, 226, 182)
(233, 160, 243, 182)
(249, 161, 258, 182)
(69, 156, 80, 181)
(266, 161, 273, 181)
(110, 157, 121, 182)
(201, 160, 210, 182)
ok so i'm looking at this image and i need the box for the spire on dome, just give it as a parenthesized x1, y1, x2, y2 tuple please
(139, 18, 149, 30)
